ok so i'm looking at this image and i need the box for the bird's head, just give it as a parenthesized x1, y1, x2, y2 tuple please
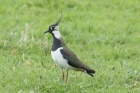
(44, 17, 62, 34)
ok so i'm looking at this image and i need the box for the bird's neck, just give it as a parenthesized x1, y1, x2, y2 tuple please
(51, 31, 66, 51)
(52, 30, 61, 39)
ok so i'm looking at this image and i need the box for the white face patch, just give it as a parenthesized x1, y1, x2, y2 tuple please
(54, 25, 59, 30)
(52, 31, 62, 39)
(51, 25, 61, 39)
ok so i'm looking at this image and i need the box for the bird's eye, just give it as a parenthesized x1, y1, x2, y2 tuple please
(52, 26, 55, 29)
(50, 26, 55, 30)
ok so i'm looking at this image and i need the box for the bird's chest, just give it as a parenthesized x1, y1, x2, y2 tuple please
(51, 48, 71, 69)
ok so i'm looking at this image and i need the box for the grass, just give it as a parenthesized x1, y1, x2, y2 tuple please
(0, 0, 140, 93)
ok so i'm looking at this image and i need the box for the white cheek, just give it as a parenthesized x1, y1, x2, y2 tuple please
(55, 26, 59, 30)
(52, 31, 61, 39)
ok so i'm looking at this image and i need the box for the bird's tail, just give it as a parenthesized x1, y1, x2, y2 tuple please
(85, 69, 95, 77)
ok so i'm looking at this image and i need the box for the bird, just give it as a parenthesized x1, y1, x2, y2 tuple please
(44, 17, 95, 82)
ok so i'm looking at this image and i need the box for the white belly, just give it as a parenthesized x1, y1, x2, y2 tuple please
(51, 47, 73, 70)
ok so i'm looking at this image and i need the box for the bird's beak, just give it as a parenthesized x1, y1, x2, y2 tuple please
(44, 30, 49, 34)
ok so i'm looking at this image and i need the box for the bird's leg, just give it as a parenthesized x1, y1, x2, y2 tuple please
(62, 69, 64, 81)
(66, 70, 68, 83)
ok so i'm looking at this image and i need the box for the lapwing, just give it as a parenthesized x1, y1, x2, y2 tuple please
(44, 17, 95, 82)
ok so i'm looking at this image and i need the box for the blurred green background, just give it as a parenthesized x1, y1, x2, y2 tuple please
(0, 0, 140, 93)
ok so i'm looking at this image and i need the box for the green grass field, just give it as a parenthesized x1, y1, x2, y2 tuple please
(0, 0, 140, 93)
